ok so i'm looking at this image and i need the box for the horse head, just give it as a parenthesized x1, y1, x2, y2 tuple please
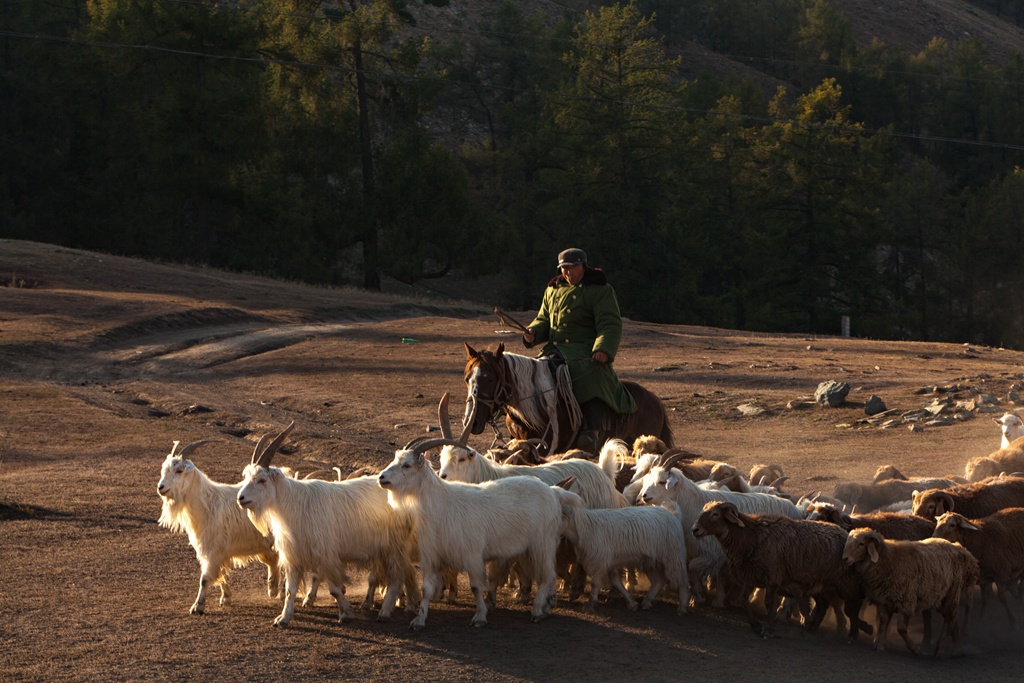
(463, 342, 506, 435)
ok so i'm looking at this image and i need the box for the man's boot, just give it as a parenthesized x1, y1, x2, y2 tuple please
(576, 400, 605, 454)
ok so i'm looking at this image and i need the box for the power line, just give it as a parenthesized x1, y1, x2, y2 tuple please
(3, 28, 1024, 152)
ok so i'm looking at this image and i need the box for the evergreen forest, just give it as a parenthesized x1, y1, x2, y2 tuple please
(3, 0, 1024, 345)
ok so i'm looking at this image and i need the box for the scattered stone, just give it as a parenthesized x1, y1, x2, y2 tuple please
(925, 417, 954, 427)
(787, 400, 817, 410)
(915, 386, 938, 395)
(863, 395, 887, 416)
(978, 393, 1000, 405)
(1008, 391, 1021, 403)
(147, 408, 170, 418)
(908, 423, 924, 432)
(737, 403, 773, 417)
(654, 364, 681, 372)
(394, 423, 408, 429)
(814, 380, 850, 407)
(426, 425, 441, 432)
(180, 403, 213, 416)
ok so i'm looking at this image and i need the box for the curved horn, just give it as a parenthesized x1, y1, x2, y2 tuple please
(403, 433, 441, 450)
(437, 393, 454, 440)
(409, 437, 477, 456)
(253, 421, 296, 468)
(169, 440, 182, 457)
(178, 439, 220, 458)
(769, 475, 789, 489)
(250, 433, 272, 465)
(659, 448, 698, 470)
(554, 476, 576, 490)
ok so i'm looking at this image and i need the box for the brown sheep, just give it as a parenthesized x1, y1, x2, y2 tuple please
(932, 508, 1024, 629)
(912, 476, 1024, 521)
(833, 477, 957, 514)
(807, 502, 934, 541)
(965, 437, 1024, 482)
(692, 501, 870, 641)
(843, 528, 978, 656)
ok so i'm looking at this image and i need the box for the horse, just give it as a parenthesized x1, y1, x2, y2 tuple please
(462, 342, 674, 456)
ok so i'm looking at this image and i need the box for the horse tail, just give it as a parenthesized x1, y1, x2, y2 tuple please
(598, 439, 628, 482)
(660, 419, 675, 449)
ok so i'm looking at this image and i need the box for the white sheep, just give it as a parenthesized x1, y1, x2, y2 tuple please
(157, 439, 280, 614)
(693, 501, 871, 640)
(842, 528, 979, 655)
(378, 437, 562, 630)
(552, 484, 689, 614)
(995, 412, 1024, 449)
(639, 463, 802, 607)
(237, 422, 420, 627)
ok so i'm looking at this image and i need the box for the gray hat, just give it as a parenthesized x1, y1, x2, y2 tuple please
(557, 248, 587, 268)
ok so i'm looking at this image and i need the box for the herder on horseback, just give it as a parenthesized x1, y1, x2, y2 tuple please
(522, 247, 638, 454)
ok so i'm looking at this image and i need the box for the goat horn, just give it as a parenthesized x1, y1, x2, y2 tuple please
(437, 393, 454, 440)
(250, 433, 272, 465)
(253, 421, 296, 468)
(178, 439, 219, 458)
(769, 475, 789, 488)
(659, 448, 697, 470)
(169, 440, 182, 457)
(554, 476, 575, 490)
(410, 437, 477, 456)
(403, 434, 441, 450)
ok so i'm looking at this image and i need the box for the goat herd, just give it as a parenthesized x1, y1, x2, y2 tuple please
(156, 400, 1024, 657)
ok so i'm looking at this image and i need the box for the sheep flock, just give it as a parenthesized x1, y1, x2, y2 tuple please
(152, 402, 1024, 659)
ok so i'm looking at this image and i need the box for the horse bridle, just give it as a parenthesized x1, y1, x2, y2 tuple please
(466, 353, 512, 423)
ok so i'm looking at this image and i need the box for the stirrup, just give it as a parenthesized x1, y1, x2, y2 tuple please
(576, 429, 600, 454)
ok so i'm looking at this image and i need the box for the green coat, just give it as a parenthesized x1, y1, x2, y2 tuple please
(524, 269, 637, 414)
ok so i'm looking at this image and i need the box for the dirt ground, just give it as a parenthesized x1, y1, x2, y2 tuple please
(2, 239, 1024, 682)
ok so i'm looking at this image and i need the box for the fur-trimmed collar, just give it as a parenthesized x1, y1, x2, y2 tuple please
(547, 267, 608, 288)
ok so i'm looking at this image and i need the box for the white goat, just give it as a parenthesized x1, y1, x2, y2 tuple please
(438, 438, 627, 509)
(552, 485, 690, 614)
(433, 392, 627, 510)
(378, 437, 562, 630)
(995, 412, 1024, 449)
(157, 439, 280, 614)
(639, 464, 802, 607)
(237, 422, 420, 627)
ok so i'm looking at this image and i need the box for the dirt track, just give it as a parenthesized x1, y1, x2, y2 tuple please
(2, 240, 1024, 682)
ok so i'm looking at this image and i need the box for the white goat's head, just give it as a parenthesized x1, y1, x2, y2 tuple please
(378, 436, 468, 493)
(639, 466, 679, 505)
(235, 422, 296, 515)
(995, 412, 1024, 448)
(157, 439, 218, 500)
(437, 444, 480, 481)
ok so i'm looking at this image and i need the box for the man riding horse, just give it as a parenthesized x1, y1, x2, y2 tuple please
(522, 247, 637, 454)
